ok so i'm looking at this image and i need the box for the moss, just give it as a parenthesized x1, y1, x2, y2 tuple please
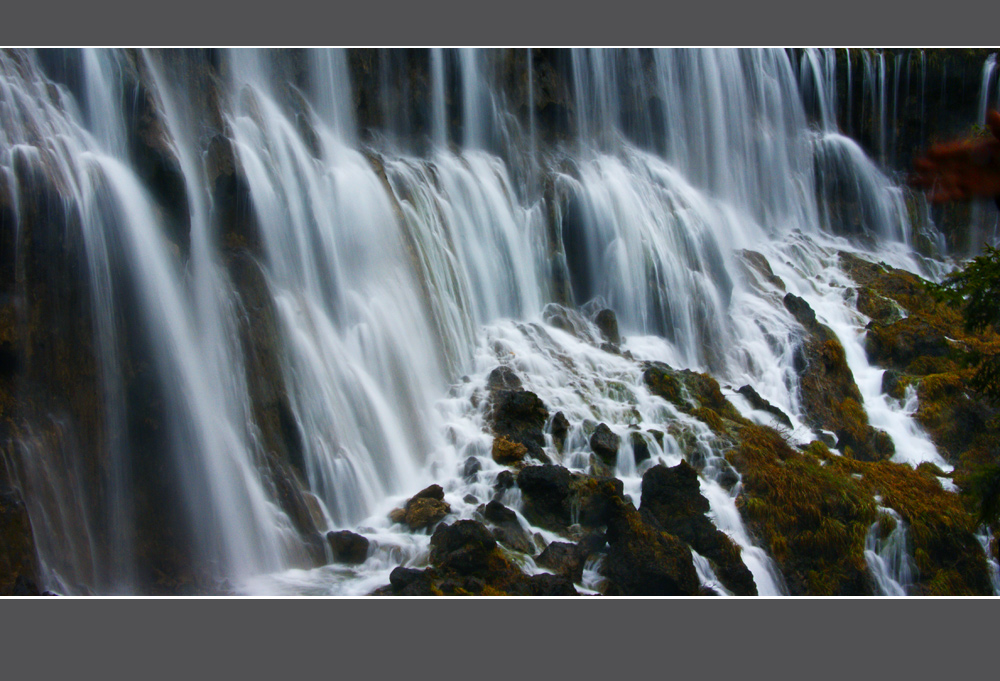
(825, 456, 993, 595)
(727, 424, 877, 595)
(492, 435, 528, 465)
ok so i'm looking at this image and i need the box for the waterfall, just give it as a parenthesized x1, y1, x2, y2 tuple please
(0, 48, 992, 595)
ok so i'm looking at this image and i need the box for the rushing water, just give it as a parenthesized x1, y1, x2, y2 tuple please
(0, 48, 991, 595)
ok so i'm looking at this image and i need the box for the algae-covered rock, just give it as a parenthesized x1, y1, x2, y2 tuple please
(486, 386, 550, 461)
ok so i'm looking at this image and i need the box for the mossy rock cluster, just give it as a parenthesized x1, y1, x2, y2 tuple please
(841, 252, 1000, 482)
(783, 292, 893, 461)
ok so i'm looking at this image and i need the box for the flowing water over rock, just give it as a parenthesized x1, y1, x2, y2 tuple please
(0, 48, 996, 595)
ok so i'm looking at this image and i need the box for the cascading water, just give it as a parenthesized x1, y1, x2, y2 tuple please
(0, 47, 996, 596)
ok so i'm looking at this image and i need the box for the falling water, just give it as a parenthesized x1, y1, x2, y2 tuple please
(0, 48, 992, 595)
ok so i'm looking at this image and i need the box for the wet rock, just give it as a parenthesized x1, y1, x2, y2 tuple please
(402, 498, 450, 530)
(390, 485, 451, 530)
(630, 431, 651, 465)
(737, 385, 793, 429)
(481, 501, 534, 555)
(486, 387, 550, 461)
(881, 369, 905, 399)
(783, 292, 818, 328)
(589, 423, 620, 466)
(487, 365, 522, 392)
(462, 456, 482, 482)
(463, 494, 479, 505)
(388, 567, 437, 596)
(429, 520, 500, 575)
(737, 250, 786, 291)
(593, 309, 621, 346)
(517, 465, 573, 531)
(784, 293, 885, 461)
(494, 470, 516, 493)
(600, 491, 699, 596)
(551, 411, 570, 452)
(536, 541, 588, 583)
(640, 462, 756, 595)
(326, 530, 370, 565)
(0, 488, 39, 596)
(507, 573, 578, 596)
(492, 436, 528, 465)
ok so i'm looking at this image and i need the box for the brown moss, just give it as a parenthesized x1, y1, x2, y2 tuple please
(727, 424, 877, 595)
(491, 435, 528, 465)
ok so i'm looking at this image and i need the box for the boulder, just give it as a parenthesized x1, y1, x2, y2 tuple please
(550, 411, 570, 452)
(389, 484, 451, 530)
(630, 431, 651, 465)
(640, 462, 756, 595)
(486, 365, 522, 392)
(593, 308, 621, 346)
(486, 387, 550, 461)
(536, 541, 588, 583)
(429, 520, 501, 575)
(462, 456, 482, 482)
(326, 530, 370, 565)
(517, 465, 573, 531)
(589, 423, 620, 466)
(481, 501, 534, 555)
(492, 436, 528, 465)
(600, 490, 700, 596)
(737, 385, 793, 429)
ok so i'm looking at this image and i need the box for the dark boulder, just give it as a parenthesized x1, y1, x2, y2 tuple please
(390, 484, 451, 530)
(593, 308, 621, 346)
(494, 470, 516, 494)
(481, 501, 534, 555)
(326, 530, 370, 565)
(536, 541, 588, 583)
(737, 385, 793, 429)
(507, 573, 578, 596)
(487, 365, 522, 392)
(486, 387, 550, 460)
(462, 456, 482, 482)
(589, 423, 621, 466)
(640, 462, 756, 595)
(517, 465, 573, 531)
(601, 492, 700, 596)
(429, 520, 500, 575)
(550, 411, 570, 452)
(630, 431, 651, 465)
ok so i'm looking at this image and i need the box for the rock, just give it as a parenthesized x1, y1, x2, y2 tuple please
(866, 317, 951, 372)
(630, 431, 651, 465)
(536, 541, 588, 583)
(412, 484, 445, 502)
(517, 465, 573, 531)
(462, 494, 479, 505)
(494, 470, 515, 493)
(486, 366, 522, 392)
(551, 411, 570, 452)
(492, 436, 528, 465)
(390, 485, 451, 530)
(403, 498, 450, 530)
(0, 488, 40, 597)
(507, 573, 578, 596)
(388, 567, 437, 596)
(486, 388, 550, 460)
(784, 292, 818, 328)
(737, 385, 793, 429)
(462, 456, 482, 482)
(326, 530, 370, 565)
(482, 501, 534, 554)
(600, 492, 700, 596)
(640, 462, 757, 595)
(593, 308, 621, 346)
(881, 370, 905, 399)
(589, 423, 620, 465)
(429, 520, 500, 575)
